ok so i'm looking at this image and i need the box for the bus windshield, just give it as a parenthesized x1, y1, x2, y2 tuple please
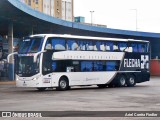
(16, 56, 40, 77)
(18, 37, 43, 53)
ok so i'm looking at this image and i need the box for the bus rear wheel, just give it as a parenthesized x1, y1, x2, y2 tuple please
(127, 75, 136, 87)
(117, 75, 126, 87)
(56, 77, 69, 91)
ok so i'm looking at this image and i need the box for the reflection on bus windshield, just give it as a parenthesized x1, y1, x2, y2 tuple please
(16, 56, 40, 77)
(19, 37, 43, 53)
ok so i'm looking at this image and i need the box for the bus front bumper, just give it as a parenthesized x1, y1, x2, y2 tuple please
(16, 77, 52, 88)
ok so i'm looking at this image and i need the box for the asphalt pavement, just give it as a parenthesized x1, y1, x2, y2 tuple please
(0, 77, 160, 120)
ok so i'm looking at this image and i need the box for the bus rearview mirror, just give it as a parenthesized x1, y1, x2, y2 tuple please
(33, 50, 46, 63)
(7, 52, 18, 63)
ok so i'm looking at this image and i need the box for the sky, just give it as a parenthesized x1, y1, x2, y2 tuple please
(74, 0, 160, 33)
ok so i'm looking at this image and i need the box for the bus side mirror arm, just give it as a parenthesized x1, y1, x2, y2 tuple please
(7, 52, 18, 63)
(33, 50, 46, 63)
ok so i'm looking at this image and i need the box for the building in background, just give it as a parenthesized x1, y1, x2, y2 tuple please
(24, 0, 43, 12)
(43, 0, 55, 17)
(74, 16, 107, 28)
(74, 16, 85, 23)
(62, 0, 74, 21)
(22, 0, 73, 21)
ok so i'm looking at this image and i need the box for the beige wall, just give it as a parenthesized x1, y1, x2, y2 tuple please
(54, 0, 62, 18)
(24, 0, 43, 12)
(23, 0, 73, 21)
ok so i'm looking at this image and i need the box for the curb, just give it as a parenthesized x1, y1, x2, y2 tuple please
(0, 81, 16, 85)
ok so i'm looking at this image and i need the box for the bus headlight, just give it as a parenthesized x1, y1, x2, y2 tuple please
(32, 75, 40, 81)
(32, 77, 38, 81)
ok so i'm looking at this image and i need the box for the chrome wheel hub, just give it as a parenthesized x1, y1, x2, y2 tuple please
(60, 80, 66, 88)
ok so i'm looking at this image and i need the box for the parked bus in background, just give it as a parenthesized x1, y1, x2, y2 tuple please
(0, 36, 20, 78)
(0, 36, 4, 77)
(2, 38, 20, 59)
(8, 34, 150, 91)
(0, 36, 3, 60)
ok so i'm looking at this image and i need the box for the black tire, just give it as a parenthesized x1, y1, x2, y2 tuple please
(107, 84, 114, 88)
(127, 75, 136, 87)
(117, 75, 126, 87)
(56, 77, 69, 91)
(97, 84, 107, 88)
(37, 87, 46, 91)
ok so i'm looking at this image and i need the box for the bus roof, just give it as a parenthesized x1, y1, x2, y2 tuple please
(30, 34, 149, 43)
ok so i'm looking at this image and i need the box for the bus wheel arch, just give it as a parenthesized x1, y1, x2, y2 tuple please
(127, 74, 136, 87)
(56, 76, 70, 91)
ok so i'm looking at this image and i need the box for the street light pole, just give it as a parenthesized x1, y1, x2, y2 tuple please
(131, 9, 138, 31)
(90, 11, 94, 26)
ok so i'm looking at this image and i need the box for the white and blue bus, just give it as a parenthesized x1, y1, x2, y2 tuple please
(9, 34, 150, 91)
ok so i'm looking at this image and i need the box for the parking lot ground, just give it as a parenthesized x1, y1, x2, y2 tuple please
(0, 77, 160, 120)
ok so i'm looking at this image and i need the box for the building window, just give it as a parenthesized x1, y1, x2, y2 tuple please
(28, 0, 31, 6)
(57, 1, 59, 6)
(35, 0, 38, 4)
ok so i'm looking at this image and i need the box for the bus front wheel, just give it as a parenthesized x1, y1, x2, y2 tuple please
(56, 77, 69, 91)
(127, 75, 136, 87)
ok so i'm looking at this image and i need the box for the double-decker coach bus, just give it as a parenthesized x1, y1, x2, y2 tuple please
(8, 34, 150, 91)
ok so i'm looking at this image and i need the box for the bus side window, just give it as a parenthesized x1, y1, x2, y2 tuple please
(52, 61, 57, 71)
(72, 61, 80, 72)
(81, 61, 92, 72)
(106, 45, 110, 51)
(118, 42, 127, 52)
(106, 61, 117, 71)
(67, 40, 79, 50)
(86, 41, 93, 51)
(93, 41, 98, 51)
(106, 42, 113, 51)
(130, 43, 138, 52)
(100, 42, 105, 51)
(45, 39, 52, 50)
(138, 44, 146, 53)
(42, 52, 53, 75)
(78, 40, 86, 51)
(52, 38, 65, 50)
(94, 41, 101, 51)
(113, 42, 119, 51)
(93, 61, 103, 71)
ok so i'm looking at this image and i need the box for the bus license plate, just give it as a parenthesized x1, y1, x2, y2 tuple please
(23, 82, 27, 86)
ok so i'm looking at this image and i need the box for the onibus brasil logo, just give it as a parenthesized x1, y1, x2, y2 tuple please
(124, 55, 149, 69)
